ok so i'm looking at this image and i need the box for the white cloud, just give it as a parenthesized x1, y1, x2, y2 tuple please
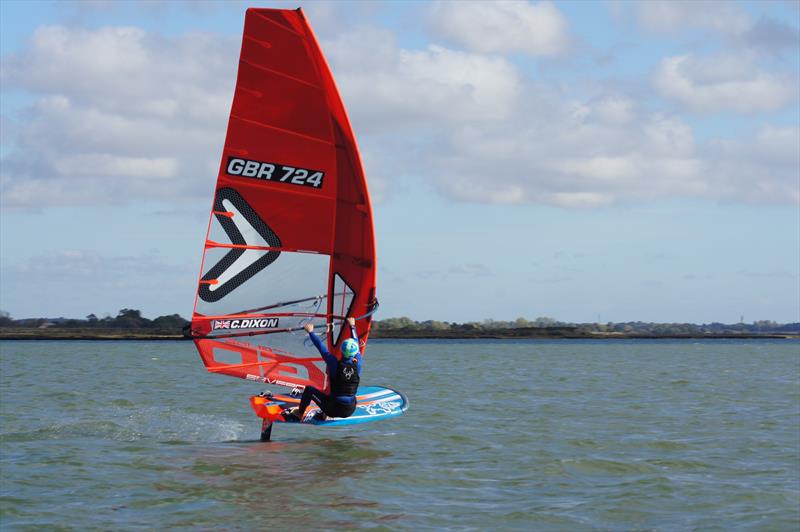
(326, 30, 521, 130)
(632, 0, 800, 57)
(653, 54, 797, 112)
(635, 0, 752, 36)
(2, 19, 796, 213)
(705, 125, 800, 205)
(742, 16, 800, 55)
(420, 100, 707, 208)
(324, 27, 796, 208)
(429, 0, 570, 56)
(3, 26, 233, 122)
(1, 25, 238, 209)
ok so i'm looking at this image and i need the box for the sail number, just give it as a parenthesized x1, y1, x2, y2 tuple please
(226, 157, 324, 189)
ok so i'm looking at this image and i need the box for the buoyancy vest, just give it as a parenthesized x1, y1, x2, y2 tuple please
(331, 359, 359, 397)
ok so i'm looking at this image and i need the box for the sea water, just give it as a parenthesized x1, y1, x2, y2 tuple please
(1, 339, 798, 530)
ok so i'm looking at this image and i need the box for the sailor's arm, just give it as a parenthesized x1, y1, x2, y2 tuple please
(304, 323, 335, 363)
(347, 317, 363, 374)
(347, 316, 358, 343)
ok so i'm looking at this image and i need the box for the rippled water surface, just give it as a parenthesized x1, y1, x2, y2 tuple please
(1, 339, 799, 530)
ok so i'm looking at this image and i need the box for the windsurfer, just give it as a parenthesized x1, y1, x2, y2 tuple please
(283, 317, 362, 422)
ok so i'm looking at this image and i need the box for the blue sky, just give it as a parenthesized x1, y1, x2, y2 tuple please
(1, 0, 798, 324)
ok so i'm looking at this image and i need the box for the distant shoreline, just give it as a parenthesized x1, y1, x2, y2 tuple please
(0, 328, 796, 341)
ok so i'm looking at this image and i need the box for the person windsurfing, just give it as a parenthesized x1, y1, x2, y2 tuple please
(283, 317, 362, 422)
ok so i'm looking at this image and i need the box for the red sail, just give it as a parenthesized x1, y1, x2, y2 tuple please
(190, 8, 376, 392)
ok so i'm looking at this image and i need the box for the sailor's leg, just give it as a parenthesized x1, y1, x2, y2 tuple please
(296, 386, 327, 419)
(321, 399, 356, 419)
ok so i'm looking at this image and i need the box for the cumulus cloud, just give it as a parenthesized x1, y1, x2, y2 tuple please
(632, 1, 799, 114)
(2, 17, 796, 212)
(742, 15, 800, 55)
(653, 54, 798, 112)
(633, 0, 800, 56)
(324, 27, 796, 208)
(420, 97, 708, 208)
(705, 125, 800, 205)
(635, 0, 752, 36)
(325, 28, 521, 130)
(635, 1, 799, 114)
(428, 0, 571, 56)
(1, 25, 238, 209)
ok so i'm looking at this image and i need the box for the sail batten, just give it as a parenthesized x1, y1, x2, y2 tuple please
(239, 56, 325, 90)
(229, 114, 334, 145)
(191, 8, 376, 393)
(250, 9, 304, 36)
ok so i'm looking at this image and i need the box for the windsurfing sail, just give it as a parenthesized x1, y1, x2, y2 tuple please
(190, 8, 377, 393)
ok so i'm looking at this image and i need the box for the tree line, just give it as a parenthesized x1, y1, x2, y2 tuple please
(370, 316, 800, 335)
(1, 310, 797, 335)
(0, 309, 188, 330)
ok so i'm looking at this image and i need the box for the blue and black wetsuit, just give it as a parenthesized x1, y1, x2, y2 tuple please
(295, 324, 362, 419)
